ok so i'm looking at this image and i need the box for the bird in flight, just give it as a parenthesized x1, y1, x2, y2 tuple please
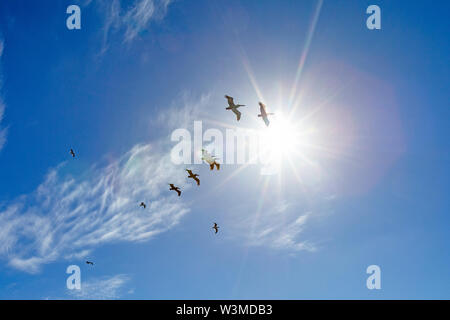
(202, 149, 220, 170)
(212, 223, 219, 234)
(186, 169, 200, 186)
(70, 148, 76, 158)
(258, 102, 274, 127)
(140, 202, 146, 209)
(169, 184, 181, 196)
(225, 95, 245, 121)
(86, 261, 94, 266)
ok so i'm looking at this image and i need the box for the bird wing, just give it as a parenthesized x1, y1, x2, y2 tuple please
(259, 102, 267, 117)
(232, 108, 241, 121)
(263, 116, 270, 126)
(202, 149, 212, 159)
(225, 95, 234, 107)
(194, 177, 200, 185)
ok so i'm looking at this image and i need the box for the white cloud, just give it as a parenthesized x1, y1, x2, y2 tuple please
(0, 143, 190, 273)
(232, 204, 316, 252)
(0, 91, 320, 276)
(154, 91, 212, 131)
(97, 0, 172, 53)
(67, 274, 131, 300)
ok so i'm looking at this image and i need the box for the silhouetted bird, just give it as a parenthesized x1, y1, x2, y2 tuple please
(225, 95, 245, 121)
(169, 184, 181, 196)
(140, 202, 146, 209)
(258, 102, 274, 127)
(186, 169, 200, 186)
(212, 223, 219, 234)
(70, 148, 76, 158)
(86, 261, 94, 266)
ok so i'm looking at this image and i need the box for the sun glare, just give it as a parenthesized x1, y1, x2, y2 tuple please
(258, 113, 305, 169)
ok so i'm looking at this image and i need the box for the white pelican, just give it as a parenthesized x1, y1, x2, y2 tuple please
(202, 149, 220, 170)
(258, 102, 274, 126)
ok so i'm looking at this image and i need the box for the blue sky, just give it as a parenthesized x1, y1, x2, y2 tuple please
(0, 0, 449, 299)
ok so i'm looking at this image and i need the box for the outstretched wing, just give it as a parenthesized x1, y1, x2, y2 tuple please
(232, 108, 241, 121)
(259, 102, 267, 117)
(194, 177, 200, 185)
(225, 95, 234, 107)
(263, 116, 270, 127)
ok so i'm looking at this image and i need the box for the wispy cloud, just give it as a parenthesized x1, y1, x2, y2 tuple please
(67, 274, 131, 300)
(0, 143, 190, 273)
(97, 0, 172, 53)
(0, 38, 8, 153)
(154, 91, 212, 131)
(232, 203, 316, 252)
(0, 92, 319, 276)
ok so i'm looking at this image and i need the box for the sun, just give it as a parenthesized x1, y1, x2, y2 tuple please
(257, 112, 305, 170)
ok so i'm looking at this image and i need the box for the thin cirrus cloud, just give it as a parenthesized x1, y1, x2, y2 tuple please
(0, 143, 191, 274)
(0, 92, 320, 275)
(66, 274, 131, 300)
(231, 201, 317, 253)
(96, 0, 172, 53)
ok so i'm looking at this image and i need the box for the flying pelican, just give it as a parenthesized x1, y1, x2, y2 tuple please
(258, 102, 274, 126)
(169, 184, 181, 196)
(70, 148, 76, 158)
(201, 149, 220, 170)
(86, 261, 94, 266)
(212, 223, 219, 234)
(225, 95, 245, 121)
(140, 202, 146, 209)
(186, 169, 200, 186)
